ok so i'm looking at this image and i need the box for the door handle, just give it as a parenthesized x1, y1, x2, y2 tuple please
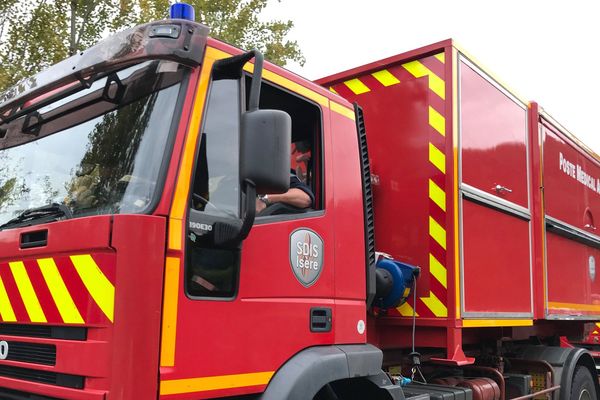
(493, 184, 512, 194)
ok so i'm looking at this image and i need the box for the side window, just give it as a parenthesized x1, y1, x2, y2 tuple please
(186, 77, 241, 299)
(247, 77, 323, 216)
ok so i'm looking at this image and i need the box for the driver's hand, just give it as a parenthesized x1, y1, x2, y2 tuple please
(256, 198, 267, 213)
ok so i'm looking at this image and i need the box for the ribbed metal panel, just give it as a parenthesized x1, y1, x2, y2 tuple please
(0, 325, 86, 341)
(354, 103, 377, 308)
(0, 387, 63, 399)
(5, 342, 56, 365)
(0, 365, 83, 389)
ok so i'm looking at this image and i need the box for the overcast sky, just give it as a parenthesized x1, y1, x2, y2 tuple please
(262, 0, 600, 153)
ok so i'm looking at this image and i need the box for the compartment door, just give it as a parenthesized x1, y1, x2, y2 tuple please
(542, 122, 600, 318)
(459, 57, 532, 317)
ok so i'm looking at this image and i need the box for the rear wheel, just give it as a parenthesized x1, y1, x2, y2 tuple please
(570, 366, 597, 400)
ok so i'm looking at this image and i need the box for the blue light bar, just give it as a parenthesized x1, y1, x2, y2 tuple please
(170, 2, 195, 21)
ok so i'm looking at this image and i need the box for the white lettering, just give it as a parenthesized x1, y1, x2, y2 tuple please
(559, 152, 600, 194)
(0, 341, 8, 360)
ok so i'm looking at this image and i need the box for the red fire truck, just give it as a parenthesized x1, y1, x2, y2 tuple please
(0, 4, 598, 399)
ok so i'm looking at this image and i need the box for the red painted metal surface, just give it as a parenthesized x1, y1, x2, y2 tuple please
(542, 122, 600, 230)
(461, 200, 532, 314)
(460, 60, 529, 209)
(154, 68, 200, 217)
(541, 118, 600, 317)
(0, 214, 165, 398)
(528, 103, 546, 320)
(158, 40, 367, 399)
(107, 215, 166, 398)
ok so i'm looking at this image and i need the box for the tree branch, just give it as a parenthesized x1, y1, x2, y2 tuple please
(74, 0, 96, 52)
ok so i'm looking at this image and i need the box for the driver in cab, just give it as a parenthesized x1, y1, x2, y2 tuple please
(256, 171, 314, 213)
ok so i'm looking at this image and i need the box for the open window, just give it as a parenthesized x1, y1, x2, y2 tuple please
(246, 76, 323, 215)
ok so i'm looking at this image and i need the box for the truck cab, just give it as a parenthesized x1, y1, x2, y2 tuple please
(0, 13, 385, 400)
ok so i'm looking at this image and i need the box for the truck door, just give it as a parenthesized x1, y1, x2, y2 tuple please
(159, 48, 336, 399)
(458, 57, 533, 318)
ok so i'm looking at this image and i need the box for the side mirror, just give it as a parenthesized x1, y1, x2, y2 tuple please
(210, 49, 292, 247)
(240, 109, 291, 194)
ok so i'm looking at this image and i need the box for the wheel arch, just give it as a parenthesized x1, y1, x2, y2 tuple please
(260, 344, 402, 400)
(516, 345, 599, 399)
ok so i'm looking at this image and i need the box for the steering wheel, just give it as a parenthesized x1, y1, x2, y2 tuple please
(258, 202, 310, 217)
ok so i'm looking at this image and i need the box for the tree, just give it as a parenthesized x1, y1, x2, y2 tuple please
(0, 0, 304, 92)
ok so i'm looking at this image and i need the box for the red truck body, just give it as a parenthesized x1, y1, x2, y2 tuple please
(318, 40, 600, 363)
(0, 17, 599, 399)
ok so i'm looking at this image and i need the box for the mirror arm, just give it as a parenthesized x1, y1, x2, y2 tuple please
(212, 179, 256, 247)
(238, 179, 256, 240)
(247, 50, 263, 112)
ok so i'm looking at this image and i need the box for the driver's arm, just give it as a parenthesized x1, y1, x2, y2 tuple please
(256, 188, 312, 212)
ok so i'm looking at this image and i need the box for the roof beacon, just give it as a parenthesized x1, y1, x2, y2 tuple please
(169, 2, 195, 21)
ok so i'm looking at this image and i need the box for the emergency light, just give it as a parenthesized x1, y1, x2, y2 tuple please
(169, 2, 195, 21)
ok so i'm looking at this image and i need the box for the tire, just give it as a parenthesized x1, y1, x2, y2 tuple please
(570, 366, 597, 400)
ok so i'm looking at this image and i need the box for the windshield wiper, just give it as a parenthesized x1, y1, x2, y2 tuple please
(0, 203, 73, 230)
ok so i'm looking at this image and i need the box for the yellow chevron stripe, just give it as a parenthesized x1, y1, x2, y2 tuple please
(38, 258, 84, 324)
(428, 179, 446, 212)
(429, 106, 445, 136)
(397, 302, 419, 317)
(435, 53, 445, 64)
(329, 86, 339, 95)
(0, 276, 16, 322)
(429, 143, 446, 174)
(71, 255, 115, 322)
(429, 253, 447, 288)
(9, 262, 46, 323)
(402, 60, 445, 99)
(421, 291, 448, 317)
(343, 78, 370, 95)
(161, 257, 180, 367)
(372, 69, 400, 86)
(161, 371, 274, 395)
(429, 216, 447, 250)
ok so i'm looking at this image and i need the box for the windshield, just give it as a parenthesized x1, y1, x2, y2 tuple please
(0, 61, 187, 228)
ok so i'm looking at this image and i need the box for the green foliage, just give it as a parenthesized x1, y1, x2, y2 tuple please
(0, 0, 303, 92)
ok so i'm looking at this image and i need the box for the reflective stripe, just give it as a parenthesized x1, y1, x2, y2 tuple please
(371, 69, 400, 87)
(420, 291, 447, 317)
(38, 258, 84, 324)
(397, 301, 418, 317)
(343, 78, 371, 95)
(160, 371, 274, 395)
(429, 179, 446, 212)
(429, 217, 447, 250)
(429, 106, 445, 136)
(330, 101, 355, 120)
(429, 143, 446, 174)
(0, 276, 16, 322)
(9, 261, 46, 323)
(402, 60, 445, 99)
(462, 319, 533, 327)
(429, 253, 447, 288)
(435, 53, 445, 64)
(71, 255, 115, 322)
(160, 257, 180, 367)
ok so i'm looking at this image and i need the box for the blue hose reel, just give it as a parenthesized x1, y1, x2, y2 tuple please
(374, 256, 420, 310)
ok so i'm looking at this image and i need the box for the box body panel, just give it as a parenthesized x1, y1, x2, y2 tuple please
(324, 51, 452, 320)
(541, 118, 600, 318)
(461, 200, 532, 315)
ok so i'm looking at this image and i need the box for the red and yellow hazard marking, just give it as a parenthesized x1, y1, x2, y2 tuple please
(0, 254, 115, 324)
(329, 52, 449, 318)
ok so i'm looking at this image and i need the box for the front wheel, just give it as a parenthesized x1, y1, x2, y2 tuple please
(570, 366, 597, 400)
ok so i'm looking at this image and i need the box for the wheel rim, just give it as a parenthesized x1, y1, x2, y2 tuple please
(579, 388, 592, 400)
